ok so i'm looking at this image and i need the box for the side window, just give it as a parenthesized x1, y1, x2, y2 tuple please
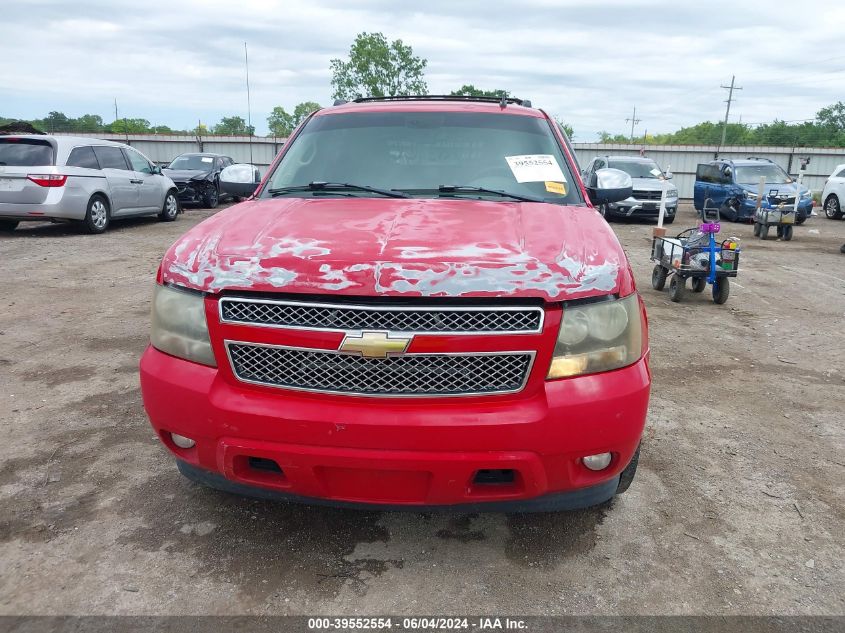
(836, 168, 845, 178)
(93, 146, 130, 170)
(66, 146, 100, 169)
(223, 157, 234, 167)
(124, 148, 152, 174)
(696, 163, 723, 184)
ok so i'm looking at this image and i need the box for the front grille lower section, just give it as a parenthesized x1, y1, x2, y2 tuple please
(632, 189, 663, 201)
(219, 298, 543, 334)
(226, 342, 534, 397)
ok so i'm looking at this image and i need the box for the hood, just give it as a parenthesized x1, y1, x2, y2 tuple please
(737, 182, 809, 196)
(161, 198, 633, 301)
(630, 177, 677, 192)
(163, 168, 212, 181)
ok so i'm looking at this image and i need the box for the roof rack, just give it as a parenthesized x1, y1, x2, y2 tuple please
(349, 95, 532, 108)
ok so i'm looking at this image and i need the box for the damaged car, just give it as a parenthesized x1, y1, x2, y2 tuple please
(163, 153, 234, 208)
(141, 96, 650, 512)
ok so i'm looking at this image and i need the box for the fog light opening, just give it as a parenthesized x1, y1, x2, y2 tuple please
(582, 452, 612, 471)
(170, 433, 196, 449)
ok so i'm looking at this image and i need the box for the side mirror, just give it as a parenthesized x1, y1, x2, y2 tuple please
(587, 168, 633, 205)
(664, 171, 673, 180)
(151, 164, 162, 175)
(220, 164, 261, 198)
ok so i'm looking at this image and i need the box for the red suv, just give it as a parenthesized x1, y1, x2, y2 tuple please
(140, 96, 648, 511)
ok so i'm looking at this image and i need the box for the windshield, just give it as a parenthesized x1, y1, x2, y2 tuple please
(608, 159, 663, 179)
(263, 111, 580, 204)
(734, 164, 792, 185)
(167, 155, 215, 171)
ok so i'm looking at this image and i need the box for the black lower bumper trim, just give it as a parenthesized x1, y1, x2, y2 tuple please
(176, 460, 619, 513)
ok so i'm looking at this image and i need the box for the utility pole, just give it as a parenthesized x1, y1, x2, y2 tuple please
(244, 41, 253, 164)
(717, 75, 742, 158)
(625, 106, 641, 143)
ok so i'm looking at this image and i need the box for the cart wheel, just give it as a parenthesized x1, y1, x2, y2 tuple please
(669, 275, 685, 302)
(713, 277, 730, 305)
(776, 226, 784, 239)
(753, 222, 761, 237)
(651, 265, 667, 291)
(783, 225, 793, 241)
(759, 224, 769, 240)
(691, 277, 707, 293)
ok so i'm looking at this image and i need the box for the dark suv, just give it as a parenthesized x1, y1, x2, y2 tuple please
(693, 157, 812, 223)
(163, 153, 235, 208)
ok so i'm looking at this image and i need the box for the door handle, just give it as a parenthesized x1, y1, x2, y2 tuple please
(130, 179, 143, 184)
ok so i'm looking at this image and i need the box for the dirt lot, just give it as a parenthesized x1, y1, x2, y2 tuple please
(0, 203, 843, 616)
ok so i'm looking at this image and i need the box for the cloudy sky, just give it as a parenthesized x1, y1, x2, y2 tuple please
(3, 0, 843, 139)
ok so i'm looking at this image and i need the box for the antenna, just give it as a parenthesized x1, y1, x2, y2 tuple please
(716, 75, 742, 158)
(244, 42, 253, 164)
(625, 106, 641, 143)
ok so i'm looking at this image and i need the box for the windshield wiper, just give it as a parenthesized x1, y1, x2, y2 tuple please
(436, 185, 545, 203)
(267, 182, 410, 199)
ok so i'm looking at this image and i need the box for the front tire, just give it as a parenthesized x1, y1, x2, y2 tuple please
(782, 225, 794, 241)
(84, 195, 110, 234)
(202, 183, 219, 209)
(713, 277, 730, 304)
(652, 265, 667, 291)
(759, 223, 769, 240)
(691, 277, 707, 293)
(0, 220, 19, 232)
(795, 215, 806, 226)
(158, 190, 179, 222)
(664, 213, 675, 225)
(669, 275, 685, 302)
(824, 195, 843, 220)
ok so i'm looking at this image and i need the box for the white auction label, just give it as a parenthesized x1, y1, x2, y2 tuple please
(505, 154, 566, 183)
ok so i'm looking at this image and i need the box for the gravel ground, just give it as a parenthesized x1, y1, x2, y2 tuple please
(0, 203, 843, 616)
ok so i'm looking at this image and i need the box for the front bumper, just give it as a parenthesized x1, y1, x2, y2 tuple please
(173, 181, 209, 204)
(608, 200, 677, 219)
(739, 198, 812, 220)
(140, 346, 650, 509)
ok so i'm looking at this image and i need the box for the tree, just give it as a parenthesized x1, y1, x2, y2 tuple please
(213, 116, 254, 136)
(105, 118, 151, 134)
(553, 117, 574, 139)
(450, 85, 508, 99)
(41, 111, 71, 133)
(293, 101, 321, 127)
(816, 101, 845, 132)
(330, 32, 427, 100)
(267, 107, 294, 137)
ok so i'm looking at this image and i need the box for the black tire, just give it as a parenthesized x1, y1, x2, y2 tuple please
(691, 277, 707, 293)
(83, 195, 110, 234)
(664, 213, 675, 225)
(841, 244, 845, 254)
(713, 276, 730, 304)
(759, 223, 769, 240)
(824, 195, 843, 220)
(783, 225, 793, 241)
(795, 215, 806, 226)
(753, 222, 761, 237)
(598, 204, 610, 219)
(776, 225, 784, 239)
(0, 220, 19, 232)
(158, 190, 180, 222)
(202, 183, 219, 209)
(651, 265, 667, 291)
(669, 274, 685, 302)
(616, 446, 640, 494)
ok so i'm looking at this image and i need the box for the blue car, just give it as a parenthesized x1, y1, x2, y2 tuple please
(693, 158, 812, 223)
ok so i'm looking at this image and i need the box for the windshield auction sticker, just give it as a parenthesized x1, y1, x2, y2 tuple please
(506, 154, 566, 183)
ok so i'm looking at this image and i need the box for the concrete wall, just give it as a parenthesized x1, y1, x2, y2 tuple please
(56, 133, 845, 198)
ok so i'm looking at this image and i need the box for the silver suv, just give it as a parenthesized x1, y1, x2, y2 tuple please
(583, 155, 679, 223)
(0, 135, 180, 233)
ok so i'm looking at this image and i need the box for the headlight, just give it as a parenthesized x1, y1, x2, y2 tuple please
(745, 191, 758, 200)
(665, 188, 678, 199)
(150, 284, 216, 366)
(547, 293, 643, 379)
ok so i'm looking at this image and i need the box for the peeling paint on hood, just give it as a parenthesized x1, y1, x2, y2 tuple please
(161, 197, 634, 301)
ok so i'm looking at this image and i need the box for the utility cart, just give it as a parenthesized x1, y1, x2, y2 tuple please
(753, 198, 796, 241)
(650, 203, 741, 305)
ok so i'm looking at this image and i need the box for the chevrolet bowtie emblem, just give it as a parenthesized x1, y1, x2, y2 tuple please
(339, 331, 411, 358)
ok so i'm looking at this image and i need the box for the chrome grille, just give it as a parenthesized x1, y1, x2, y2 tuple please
(632, 189, 663, 201)
(220, 298, 543, 334)
(226, 342, 534, 396)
